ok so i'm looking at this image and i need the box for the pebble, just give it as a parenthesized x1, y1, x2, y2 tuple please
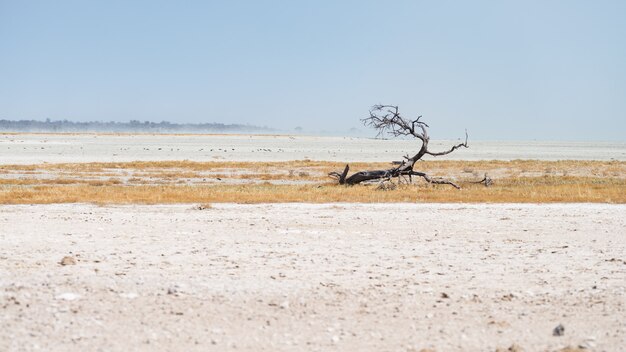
(59, 256, 76, 266)
(167, 284, 186, 295)
(578, 337, 596, 349)
(553, 324, 565, 336)
(495, 344, 524, 352)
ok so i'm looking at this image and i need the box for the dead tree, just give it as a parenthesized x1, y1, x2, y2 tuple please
(329, 105, 468, 189)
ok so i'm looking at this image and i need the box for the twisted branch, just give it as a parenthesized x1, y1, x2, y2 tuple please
(331, 105, 469, 189)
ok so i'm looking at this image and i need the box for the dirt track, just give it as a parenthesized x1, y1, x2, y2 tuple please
(1, 203, 625, 351)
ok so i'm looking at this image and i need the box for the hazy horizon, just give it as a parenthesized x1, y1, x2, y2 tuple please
(3, 116, 626, 143)
(2, 116, 626, 142)
(1, 1, 625, 141)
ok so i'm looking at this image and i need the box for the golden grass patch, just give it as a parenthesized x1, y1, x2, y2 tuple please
(0, 177, 624, 204)
(0, 160, 624, 204)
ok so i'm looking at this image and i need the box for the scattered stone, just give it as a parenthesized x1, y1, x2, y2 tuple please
(495, 344, 524, 352)
(59, 256, 76, 266)
(501, 293, 515, 301)
(488, 320, 511, 328)
(167, 284, 185, 295)
(553, 324, 565, 336)
(578, 337, 596, 349)
(440, 292, 449, 299)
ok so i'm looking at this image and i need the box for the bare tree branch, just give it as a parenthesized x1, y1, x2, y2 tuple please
(362, 105, 427, 142)
(330, 105, 469, 189)
(409, 171, 461, 189)
(425, 129, 469, 157)
(470, 173, 493, 187)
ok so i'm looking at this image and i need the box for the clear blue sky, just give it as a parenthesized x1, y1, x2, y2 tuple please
(1, 1, 625, 140)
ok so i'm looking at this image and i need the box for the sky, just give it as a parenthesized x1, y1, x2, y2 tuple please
(0, 1, 625, 140)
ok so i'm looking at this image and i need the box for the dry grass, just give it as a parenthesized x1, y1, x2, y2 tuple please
(2, 159, 623, 176)
(0, 177, 624, 204)
(0, 178, 123, 186)
(0, 160, 624, 204)
(0, 160, 387, 173)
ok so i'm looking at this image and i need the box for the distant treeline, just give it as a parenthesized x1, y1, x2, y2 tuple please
(0, 119, 273, 133)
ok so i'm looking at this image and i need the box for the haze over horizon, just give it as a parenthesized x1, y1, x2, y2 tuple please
(1, 1, 625, 141)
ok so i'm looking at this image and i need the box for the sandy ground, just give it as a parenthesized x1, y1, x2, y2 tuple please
(2, 134, 626, 164)
(1, 203, 624, 351)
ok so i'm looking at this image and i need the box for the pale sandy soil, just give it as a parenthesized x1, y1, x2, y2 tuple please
(1, 203, 624, 351)
(2, 134, 626, 164)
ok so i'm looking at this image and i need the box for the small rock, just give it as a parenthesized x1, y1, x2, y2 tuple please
(578, 337, 596, 349)
(59, 256, 76, 266)
(166, 283, 187, 295)
(501, 293, 515, 301)
(495, 344, 524, 352)
(553, 323, 565, 336)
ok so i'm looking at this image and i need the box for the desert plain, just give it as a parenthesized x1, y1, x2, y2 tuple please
(1, 134, 625, 351)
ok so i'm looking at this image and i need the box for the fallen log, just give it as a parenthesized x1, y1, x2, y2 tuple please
(330, 105, 468, 189)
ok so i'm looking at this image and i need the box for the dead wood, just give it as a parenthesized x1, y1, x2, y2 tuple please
(471, 173, 493, 187)
(329, 105, 468, 188)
